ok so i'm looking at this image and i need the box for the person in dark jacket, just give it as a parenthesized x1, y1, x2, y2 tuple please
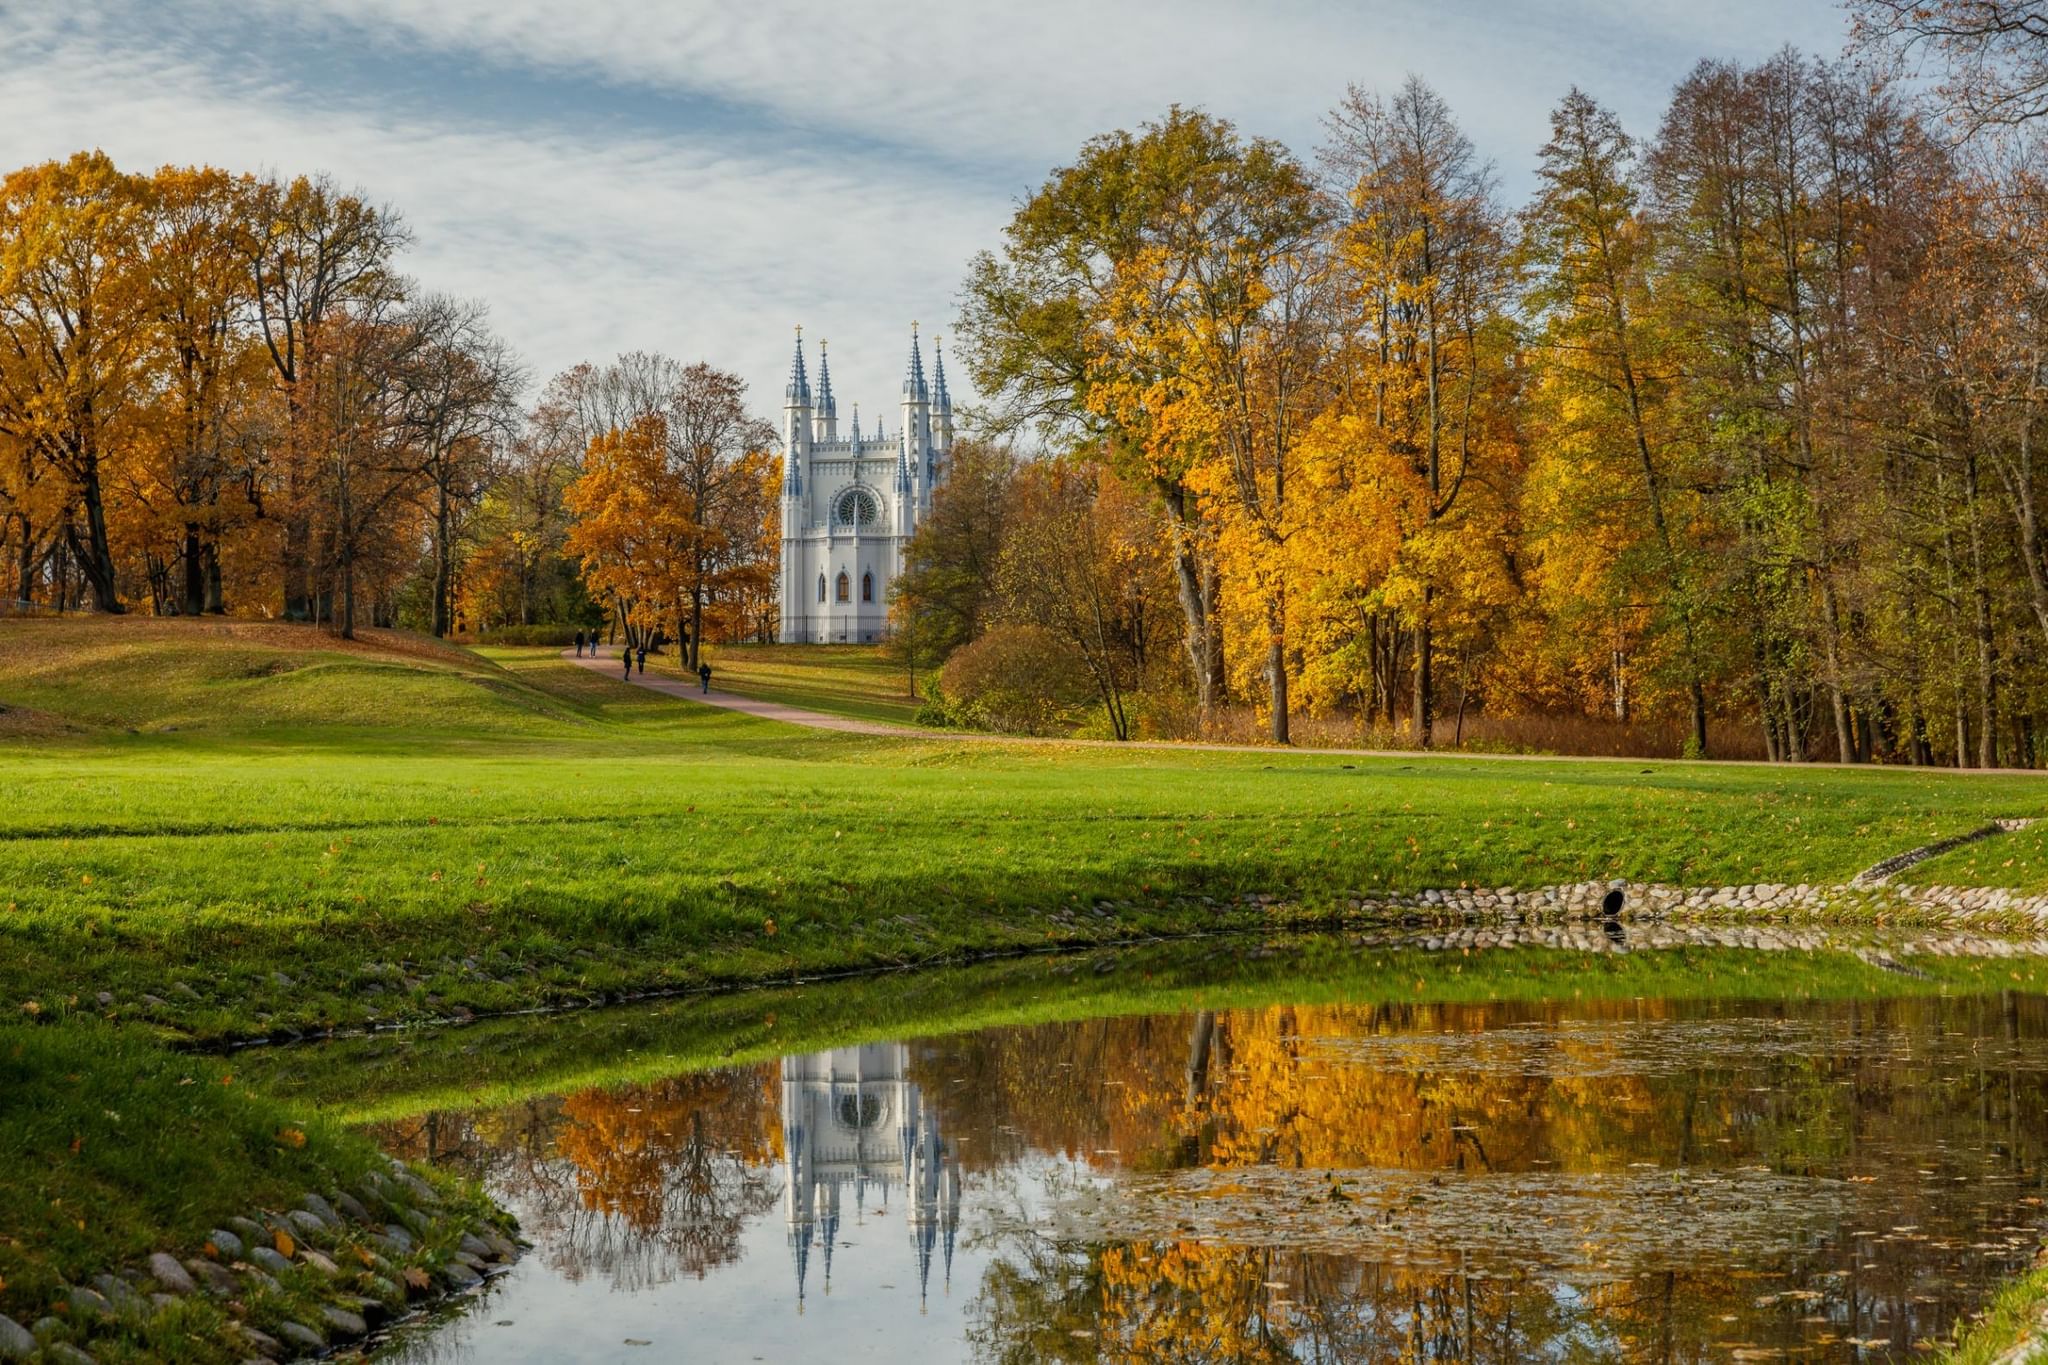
(622, 645, 632, 680)
(636, 645, 647, 675)
(573, 629, 585, 657)
(698, 662, 712, 694)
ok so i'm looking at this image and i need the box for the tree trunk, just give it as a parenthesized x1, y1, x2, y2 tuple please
(689, 582, 705, 671)
(431, 485, 454, 638)
(70, 462, 123, 612)
(1159, 485, 1218, 729)
(181, 525, 207, 617)
(1964, 448, 1998, 767)
(1267, 595, 1288, 745)
(1414, 607, 1434, 750)
(203, 542, 224, 614)
(340, 547, 356, 640)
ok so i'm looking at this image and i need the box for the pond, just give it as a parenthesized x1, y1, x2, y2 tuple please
(341, 946, 2048, 1363)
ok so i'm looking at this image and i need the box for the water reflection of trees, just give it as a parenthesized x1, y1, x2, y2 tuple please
(374, 1072, 779, 1291)
(371, 991, 2047, 1361)
(931, 993, 2048, 1363)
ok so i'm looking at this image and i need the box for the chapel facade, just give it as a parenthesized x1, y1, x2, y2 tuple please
(778, 327, 952, 643)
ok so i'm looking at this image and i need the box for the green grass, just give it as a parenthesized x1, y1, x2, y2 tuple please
(679, 640, 928, 724)
(0, 1018, 382, 1310)
(3, 616, 2047, 1043)
(1939, 1258, 2048, 1362)
(1909, 821, 2048, 892)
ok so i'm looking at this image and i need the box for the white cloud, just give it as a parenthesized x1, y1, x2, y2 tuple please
(0, 7, 996, 419)
(0, 0, 1858, 424)
(210, 0, 1853, 175)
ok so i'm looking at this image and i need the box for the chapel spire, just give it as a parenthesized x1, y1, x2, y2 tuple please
(932, 334, 951, 413)
(814, 338, 838, 441)
(785, 326, 810, 405)
(901, 322, 928, 402)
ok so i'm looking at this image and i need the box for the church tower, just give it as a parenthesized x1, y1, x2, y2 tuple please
(777, 325, 955, 643)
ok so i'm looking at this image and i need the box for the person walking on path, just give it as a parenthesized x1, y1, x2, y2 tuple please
(698, 662, 712, 694)
(636, 645, 647, 675)
(622, 644, 633, 681)
(574, 629, 585, 657)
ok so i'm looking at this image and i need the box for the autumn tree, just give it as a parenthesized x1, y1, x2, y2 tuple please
(1521, 90, 1715, 756)
(0, 152, 154, 611)
(243, 173, 410, 620)
(890, 437, 1018, 677)
(561, 360, 778, 659)
(990, 460, 1176, 740)
(131, 165, 273, 615)
(1318, 77, 1521, 747)
(962, 109, 1321, 729)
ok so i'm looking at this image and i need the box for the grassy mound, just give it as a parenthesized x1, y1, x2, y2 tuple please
(0, 617, 585, 736)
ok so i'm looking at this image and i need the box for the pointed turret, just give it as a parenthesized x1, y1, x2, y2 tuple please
(929, 334, 954, 497)
(785, 327, 811, 406)
(901, 323, 932, 525)
(783, 327, 811, 500)
(901, 322, 928, 403)
(849, 402, 861, 444)
(814, 339, 838, 442)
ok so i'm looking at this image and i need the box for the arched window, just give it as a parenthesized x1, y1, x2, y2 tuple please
(816, 573, 826, 603)
(835, 571, 850, 603)
(861, 571, 873, 603)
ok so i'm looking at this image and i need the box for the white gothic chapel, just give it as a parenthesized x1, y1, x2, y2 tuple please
(778, 326, 953, 643)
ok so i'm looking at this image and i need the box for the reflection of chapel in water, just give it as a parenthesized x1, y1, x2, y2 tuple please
(781, 1044, 961, 1310)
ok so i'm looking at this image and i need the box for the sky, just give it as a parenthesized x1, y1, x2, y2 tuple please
(0, 0, 1856, 427)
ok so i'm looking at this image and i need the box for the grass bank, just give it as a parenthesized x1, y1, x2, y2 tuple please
(4, 617, 2048, 1043)
(683, 640, 926, 725)
(228, 934, 2048, 1125)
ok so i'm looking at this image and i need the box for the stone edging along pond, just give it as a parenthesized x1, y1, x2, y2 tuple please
(0, 1159, 518, 1364)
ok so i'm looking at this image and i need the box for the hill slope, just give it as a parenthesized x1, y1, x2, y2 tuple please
(0, 617, 590, 737)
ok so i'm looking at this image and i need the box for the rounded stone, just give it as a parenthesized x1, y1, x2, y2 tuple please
(438, 1260, 483, 1289)
(248, 1245, 292, 1277)
(185, 1258, 239, 1296)
(44, 1345, 97, 1365)
(285, 1209, 328, 1242)
(147, 1252, 196, 1295)
(275, 1321, 324, 1352)
(65, 1287, 111, 1320)
(318, 1305, 368, 1339)
(0, 1314, 33, 1361)
(206, 1228, 245, 1260)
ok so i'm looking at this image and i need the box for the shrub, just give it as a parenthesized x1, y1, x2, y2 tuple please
(912, 698, 957, 728)
(938, 624, 1092, 736)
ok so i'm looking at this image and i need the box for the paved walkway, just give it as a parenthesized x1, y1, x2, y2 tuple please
(567, 646, 916, 735)
(565, 645, 2048, 773)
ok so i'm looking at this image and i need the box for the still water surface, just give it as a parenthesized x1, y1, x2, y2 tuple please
(368, 987, 2047, 1363)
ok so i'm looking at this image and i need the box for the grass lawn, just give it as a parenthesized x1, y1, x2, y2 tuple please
(2, 616, 2047, 1043)
(674, 640, 927, 725)
(0, 1017, 505, 1355)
